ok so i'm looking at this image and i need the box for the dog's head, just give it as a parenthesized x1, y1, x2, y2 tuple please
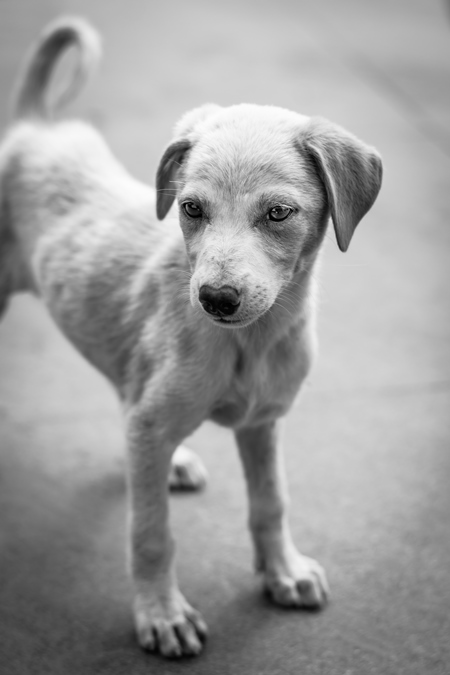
(156, 104, 382, 328)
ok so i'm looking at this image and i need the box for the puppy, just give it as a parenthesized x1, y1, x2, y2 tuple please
(0, 18, 382, 658)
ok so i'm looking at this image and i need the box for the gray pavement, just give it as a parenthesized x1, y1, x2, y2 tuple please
(0, 1, 449, 673)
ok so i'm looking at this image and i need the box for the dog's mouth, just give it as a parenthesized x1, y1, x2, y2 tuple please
(216, 317, 242, 325)
(210, 315, 258, 329)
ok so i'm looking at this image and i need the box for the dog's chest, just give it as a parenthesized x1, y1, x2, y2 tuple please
(209, 332, 309, 428)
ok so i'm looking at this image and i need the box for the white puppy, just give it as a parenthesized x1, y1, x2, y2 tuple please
(0, 18, 382, 658)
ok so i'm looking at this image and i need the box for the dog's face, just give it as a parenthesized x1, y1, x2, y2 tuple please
(175, 108, 327, 328)
(156, 105, 382, 328)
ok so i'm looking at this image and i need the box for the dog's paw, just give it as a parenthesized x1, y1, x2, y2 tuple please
(134, 590, 208, 658)
(168, 445, 208, 491)
(263, 551, 329, 610)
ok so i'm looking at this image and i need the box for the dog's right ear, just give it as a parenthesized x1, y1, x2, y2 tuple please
(156, 104, 222, 220)
(156, 138, 191, 220)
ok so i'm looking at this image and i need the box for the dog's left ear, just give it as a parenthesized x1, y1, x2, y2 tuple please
(156, 138, 191, 220)
(302, 118, 382, 251)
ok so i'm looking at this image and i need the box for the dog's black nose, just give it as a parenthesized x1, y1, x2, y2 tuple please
(199, 285, 240, 317)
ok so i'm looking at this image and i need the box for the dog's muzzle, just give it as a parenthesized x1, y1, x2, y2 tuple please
(199, 285, 240, 318)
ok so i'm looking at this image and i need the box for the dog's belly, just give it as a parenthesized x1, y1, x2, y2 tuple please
(210, 402, 246, 427)
(209, 398, 290, 428)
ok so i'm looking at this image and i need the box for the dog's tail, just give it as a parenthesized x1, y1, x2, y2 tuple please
(0, 18, 100, 317)
(13, 16, 101, 121)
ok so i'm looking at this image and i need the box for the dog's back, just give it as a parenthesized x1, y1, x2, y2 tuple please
(0, 19, 188, 392)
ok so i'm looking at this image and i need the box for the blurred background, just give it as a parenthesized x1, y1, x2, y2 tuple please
(0, 1, 449, 673)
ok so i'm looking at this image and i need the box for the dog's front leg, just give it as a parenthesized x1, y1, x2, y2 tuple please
(126, 411, 207, 658)
(235, 422, 329, 609)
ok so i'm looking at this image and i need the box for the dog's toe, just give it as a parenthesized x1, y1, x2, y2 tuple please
(135, 593, 207, 658)
(263, 553, 329, 610)
(139, 620, 181, 657)
(168, 445, 208, 491)
(174, 619, 203, 655)
(295, 574, 327, 608)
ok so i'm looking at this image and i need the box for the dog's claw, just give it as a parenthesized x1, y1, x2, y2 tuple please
(168, 445, 208, 491)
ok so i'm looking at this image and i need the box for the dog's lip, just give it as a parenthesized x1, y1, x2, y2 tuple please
(213, 316, 256, 328)
(206, 315, 244, 327)
(217, 317, 241, 324)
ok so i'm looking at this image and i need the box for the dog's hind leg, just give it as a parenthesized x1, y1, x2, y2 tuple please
(0, 177, 32, 319)
(0, 191, 19, 318)
(168, 445, 208, 491)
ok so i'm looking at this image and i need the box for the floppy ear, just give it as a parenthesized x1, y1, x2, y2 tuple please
(303, 118, 382, 252)
(155, 138, 191, 220)
(156, 104, 222, 220)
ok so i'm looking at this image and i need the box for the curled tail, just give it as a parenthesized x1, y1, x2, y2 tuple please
(13, 16, 101, 120)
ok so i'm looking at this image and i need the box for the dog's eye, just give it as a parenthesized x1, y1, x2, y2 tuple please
(267, 205, 292, 222)
(183, 202, 203, 219)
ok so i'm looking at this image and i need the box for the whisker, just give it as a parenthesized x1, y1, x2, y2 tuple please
(271, 299, 296, 321)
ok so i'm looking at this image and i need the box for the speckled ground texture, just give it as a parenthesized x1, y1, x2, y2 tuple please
(0, 1, 449, 673)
